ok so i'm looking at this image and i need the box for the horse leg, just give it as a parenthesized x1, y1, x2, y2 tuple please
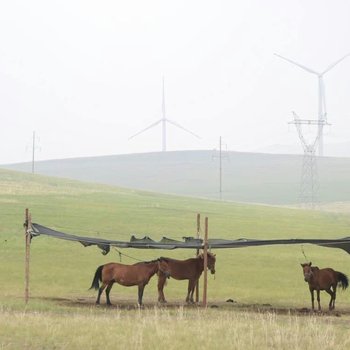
(157, 273, 167, 303)
(96, 282, 107, 305)
(332, 285, 337, 310)
(186, 280, 193, 303)
(324, 288, 333, 310)
(310, 288, 315, 310)
(186, 279, 196, 304)
(316, 289, 321, 311)
(189, 279, 197, 303)
(138, 285, 145, 307)
(105, 282, 114, 306)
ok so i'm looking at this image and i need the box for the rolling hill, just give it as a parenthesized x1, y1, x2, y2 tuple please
(2, 150, 350, 205)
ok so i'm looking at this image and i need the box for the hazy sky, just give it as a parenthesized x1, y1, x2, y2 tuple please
(1, 0, 350, 163)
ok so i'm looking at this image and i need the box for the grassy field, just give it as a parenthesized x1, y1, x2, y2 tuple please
(1, 168, 350, 349)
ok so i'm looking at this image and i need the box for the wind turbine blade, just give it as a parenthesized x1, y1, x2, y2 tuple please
(320, 78, 327, 121)
(274, 53, 319, 75)
(292, 111, 300, 119)
(322, 54, 350, 74)
(162, 76, 166, 119)
(166, 119, 201, 138)
(128, 119, 162, 140)
(292, 111, 300, 120)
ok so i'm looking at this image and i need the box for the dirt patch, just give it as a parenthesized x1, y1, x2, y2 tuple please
(40, 296, 350, 316)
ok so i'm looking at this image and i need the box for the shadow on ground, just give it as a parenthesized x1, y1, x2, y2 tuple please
(40, 296, 350, 317)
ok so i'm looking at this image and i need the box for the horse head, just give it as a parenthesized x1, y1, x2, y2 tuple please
(199, 252, 216, 275)
(301, 262, 313, 282)
(157, 258, 171, 278)
(207, 252, 216, 275)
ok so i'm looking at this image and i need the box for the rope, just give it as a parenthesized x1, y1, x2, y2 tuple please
(301, 245, 309, 262)
(113, 247, 143, 262)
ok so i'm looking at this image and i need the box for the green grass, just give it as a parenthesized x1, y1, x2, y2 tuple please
(1, 168, 350, 349)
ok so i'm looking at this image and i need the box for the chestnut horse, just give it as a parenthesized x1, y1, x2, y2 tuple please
(301, 262, 348, 311)
(90, 258, 170, 306)
(157, 252, 216, 303)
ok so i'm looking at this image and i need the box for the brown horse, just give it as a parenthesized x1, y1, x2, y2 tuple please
(90, 258, 170, 307)
(301, 262, 348, 311)
(158, 252, 216, 303)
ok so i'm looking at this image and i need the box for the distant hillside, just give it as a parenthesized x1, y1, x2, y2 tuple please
(2, 150, 350, 205)
(255, 142, 350, 158)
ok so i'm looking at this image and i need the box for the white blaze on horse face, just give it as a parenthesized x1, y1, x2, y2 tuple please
(303, 266, 313, 282)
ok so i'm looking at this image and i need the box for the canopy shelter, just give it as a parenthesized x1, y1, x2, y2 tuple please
(24, 210, 350, 308)
(30, 222, 350, 255)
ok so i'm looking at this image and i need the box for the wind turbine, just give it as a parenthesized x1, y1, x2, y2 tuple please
(129, 78, 200, 152)
(275, 53, 349, 156)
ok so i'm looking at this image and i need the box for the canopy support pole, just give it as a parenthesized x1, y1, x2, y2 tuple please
(202, 217, 208, 308)
(24, 208, 31, 304)
(195, 213, 200, 302)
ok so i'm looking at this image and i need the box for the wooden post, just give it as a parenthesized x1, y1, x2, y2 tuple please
(195, 213, 200, 303)
(202, 217, 208, 308)
(24, 208, 31, 304)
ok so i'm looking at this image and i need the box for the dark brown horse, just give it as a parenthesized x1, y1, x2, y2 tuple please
(158, 252, 216, 303)
(90, 258, 170, 307)
(301, 262, 348, 311)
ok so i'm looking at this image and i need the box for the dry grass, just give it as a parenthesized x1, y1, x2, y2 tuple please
(1, 306, 350, 350)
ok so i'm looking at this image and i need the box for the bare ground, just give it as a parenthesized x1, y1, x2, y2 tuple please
(38, 296, 350, 317)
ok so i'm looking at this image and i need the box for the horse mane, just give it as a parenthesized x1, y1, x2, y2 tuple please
(159, 257, 171, 262)
(137, 257, 172, 264)
(135, 259, 159, 265)
(198, 252, 216, 259)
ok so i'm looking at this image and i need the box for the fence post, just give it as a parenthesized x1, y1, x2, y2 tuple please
(202, 217, 208, 308)
(24, 208, 31, 304)
(195, 213, 200, 303)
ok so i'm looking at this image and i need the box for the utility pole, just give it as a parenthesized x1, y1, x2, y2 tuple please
(212, 137, 228, 200)
(31, 131, 36, 174)
(29, 131, 41, 174)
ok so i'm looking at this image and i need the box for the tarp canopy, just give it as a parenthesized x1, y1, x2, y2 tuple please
(30, 223, 350, 256)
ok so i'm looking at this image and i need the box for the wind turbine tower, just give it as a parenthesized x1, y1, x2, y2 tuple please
(129, 78, 200, 152)
(275, 53, 349, 156)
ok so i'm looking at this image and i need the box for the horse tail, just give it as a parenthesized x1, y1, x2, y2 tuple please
(89, 265, 104, 290)
(337, 271, 349, 290)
